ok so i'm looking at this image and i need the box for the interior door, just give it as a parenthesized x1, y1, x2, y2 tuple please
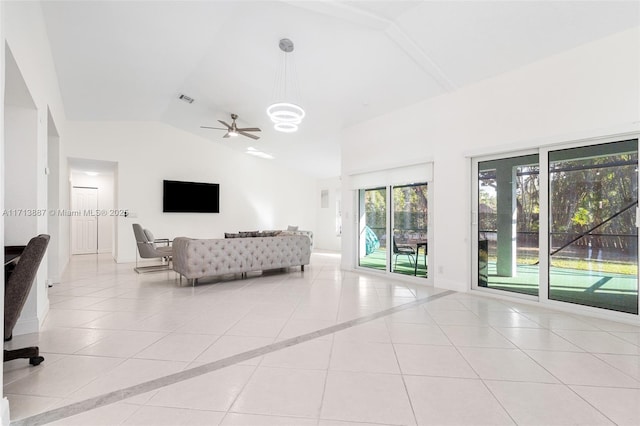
(71, 187, 98, 254)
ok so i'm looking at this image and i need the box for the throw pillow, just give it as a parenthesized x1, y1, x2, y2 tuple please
(287, 225, 299, 231)
(260, 231, 281, 237)
(239, 231, 260, 238)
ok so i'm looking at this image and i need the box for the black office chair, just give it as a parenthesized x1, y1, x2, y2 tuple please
(4, 234, 50, 366)
(392, 236, 415, 268)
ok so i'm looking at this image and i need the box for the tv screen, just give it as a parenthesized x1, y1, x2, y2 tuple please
(163, 180, 220, 213)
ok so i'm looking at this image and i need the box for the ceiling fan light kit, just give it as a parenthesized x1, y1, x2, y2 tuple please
(267, 38, 305, 133)
(200, 113, 261, 140)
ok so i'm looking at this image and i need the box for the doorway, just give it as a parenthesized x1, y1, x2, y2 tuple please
(357, 182, 430, 279)
(68, 158, 118, 257)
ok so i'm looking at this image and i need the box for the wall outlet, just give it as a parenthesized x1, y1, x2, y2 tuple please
(438, 265, 444, 274)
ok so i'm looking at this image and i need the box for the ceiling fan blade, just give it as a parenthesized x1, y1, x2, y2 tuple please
(236, 127, 261, 132)
(238, 131, 260, 140)
(200, 126, 228, 130)
(218, 120, 232, 129)
(223, 132, 230, 138)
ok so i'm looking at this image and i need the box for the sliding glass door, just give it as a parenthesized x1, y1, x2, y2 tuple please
(474, 137, 639, 317)
(392, 183, 428, 277)
(358, 187, 387, 271)
(549, 140, 638, 314)
(357, 182, 430, 279)
(477, 155, 539, 296)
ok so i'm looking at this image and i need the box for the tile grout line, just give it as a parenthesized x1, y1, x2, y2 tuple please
(10, 290, 455, 426)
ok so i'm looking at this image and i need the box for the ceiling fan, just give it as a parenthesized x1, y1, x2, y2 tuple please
(200, 113, 261, 140)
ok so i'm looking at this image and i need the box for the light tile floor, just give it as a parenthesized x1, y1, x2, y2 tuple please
(4, 252, 640, 425)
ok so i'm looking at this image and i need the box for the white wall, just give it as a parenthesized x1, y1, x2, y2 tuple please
(47, 115, 61, 284)
(64, 121, 318, 262)
(341, 27, 640, 292)
(3, 1, 68, 343)
(70, 171, 114, 254)
(4, 106, 38, 245)
(315, 176, 341, 251)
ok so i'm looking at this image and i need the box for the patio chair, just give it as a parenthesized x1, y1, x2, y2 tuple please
(4, 234, 50, 366)
(132, 223, 173, 273)
(392, 236, 415, 268)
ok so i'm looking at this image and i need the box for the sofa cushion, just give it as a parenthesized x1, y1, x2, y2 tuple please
(239, 231, 260, 237)
(224, 233, 240, 238)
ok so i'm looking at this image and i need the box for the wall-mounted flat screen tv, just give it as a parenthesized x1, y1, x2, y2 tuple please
(163, 180, 220, 213)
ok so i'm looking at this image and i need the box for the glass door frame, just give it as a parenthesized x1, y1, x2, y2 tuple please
(471, 148, 541, 301)
(472, 133, 640, 319)
(542, 136, 639, 315)
(357, 186, 389, 273)
(355, 182, 434, 286)
(391, 182, 430, 278)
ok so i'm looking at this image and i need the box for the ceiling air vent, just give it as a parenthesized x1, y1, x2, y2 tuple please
(178, 94, 194, 104)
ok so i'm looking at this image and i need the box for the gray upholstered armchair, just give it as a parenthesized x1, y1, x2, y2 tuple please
(132, 224, 173, 273)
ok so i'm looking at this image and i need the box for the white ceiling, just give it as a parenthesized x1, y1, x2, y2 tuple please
(40, 1, 639, 178)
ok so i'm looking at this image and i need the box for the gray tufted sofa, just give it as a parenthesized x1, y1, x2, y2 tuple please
(172, 234, 312, 285)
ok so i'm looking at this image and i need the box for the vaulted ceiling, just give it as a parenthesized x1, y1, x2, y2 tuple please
(40, 1, 639, 177)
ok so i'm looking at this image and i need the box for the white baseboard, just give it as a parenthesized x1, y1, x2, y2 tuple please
(434, 277, 468, 293)
(1, 397, 10, 426)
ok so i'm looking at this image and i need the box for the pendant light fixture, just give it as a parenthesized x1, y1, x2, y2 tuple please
(267, 38, 305, 133)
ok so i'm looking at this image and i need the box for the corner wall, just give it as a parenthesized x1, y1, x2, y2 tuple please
(341, 27, 640, 292)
